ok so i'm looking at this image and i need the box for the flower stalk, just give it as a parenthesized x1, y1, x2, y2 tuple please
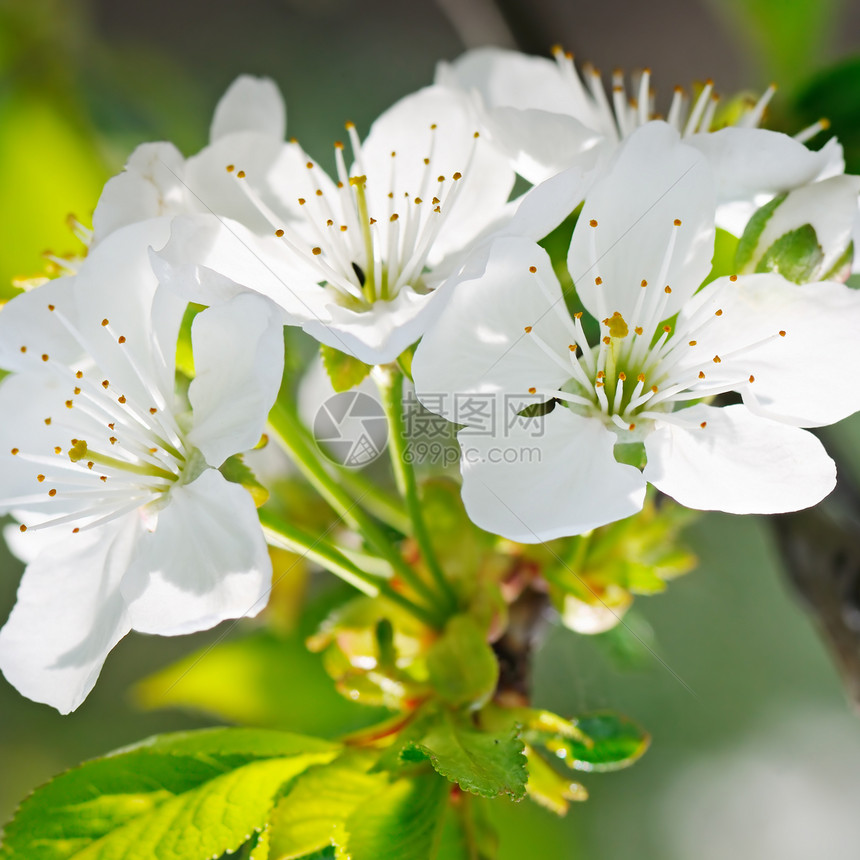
(267, 397, 449, 616)
(259, 507, 441, 627)
(375, 365, 459, 613)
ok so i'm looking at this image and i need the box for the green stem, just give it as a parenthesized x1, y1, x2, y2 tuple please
(375, 367, 458, 612)
(336, 468, 412, 535)
(267, 400, 445, 613)
(260, 508, 440, 628)
(458, 793, 481, 860)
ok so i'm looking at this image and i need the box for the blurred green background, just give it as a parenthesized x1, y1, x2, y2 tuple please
(2, 0, 860, 857)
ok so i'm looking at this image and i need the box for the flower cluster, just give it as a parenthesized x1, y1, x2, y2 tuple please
(2, 48, 860, 712)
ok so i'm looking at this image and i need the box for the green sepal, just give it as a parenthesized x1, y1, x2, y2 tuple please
(735, 194, 786, 271)
(754, 223, 825, 283)
(174, 302, 205, 378)
(396, 343, 416, 380)
(219, 453, 269, 506)
(518, 398, 558, 419)
(320, 343, 373, 392)
(426, 615, 499, 710)
(613, 441, 646, 469)
(823, 239, 855, 281)
(403, 712, 528, 800)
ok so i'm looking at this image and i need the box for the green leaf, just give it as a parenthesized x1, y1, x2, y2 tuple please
(320, 344, 372, 392)
(536, 712, 650, 773)
(754, 224, 824, 283)
(425, 616, 499, 710)
(249, 827, 271, 860)
(0, 729, 339, 860)
(72, 757, 318, 860)
(133, 630, 385, 737)
(735, 195, 786, 271)
(268, 753, 388, 860)
(339, 773, 449, 860)
(405, 713, 528, 800)
(220, 453, 269, 506)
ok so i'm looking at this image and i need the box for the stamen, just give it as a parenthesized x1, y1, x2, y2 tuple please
(794, 117, 830, 144)
(683, 79, 713, 136)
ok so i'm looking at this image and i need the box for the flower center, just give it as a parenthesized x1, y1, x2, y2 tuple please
(521, 225, 783, 439)
(229, 120, 479, 308)
(10, 302, 190, 535)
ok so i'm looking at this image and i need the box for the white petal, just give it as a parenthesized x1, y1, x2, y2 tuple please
(643, 403, 835, 513)
(480, 107, 603, 185)
(359, 85, 515, 265)
(183, 134, 289, 232)
(301, 284, 443, 365)
(0, 373, 87, 516)
(568, 122, 715, 325)
(412, 237, 576, 420)
(436, 48, 587, 115)
(187, 293, 285, 467)
(122, 470, 271, 635)
(152, 213, 322, 320)
(210, 76, 286, 142)
(92, 142, 186, 242)
(689, 128, 843, 210)
(503, 165, 589, 242)
(458, 409, 646, 542)
(71, 219, 181, 407)
(0, 276, 86, 372)
(0, 518, 137, 713)
(674, 273, 860, 426)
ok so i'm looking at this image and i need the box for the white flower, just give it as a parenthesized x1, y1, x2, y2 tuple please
(0, 219, 284, 713)
(412, 123, 860, 542)
(92, 75, 288, 243)
(436, 47, 844, 235)
(153, 85, 516, 364)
